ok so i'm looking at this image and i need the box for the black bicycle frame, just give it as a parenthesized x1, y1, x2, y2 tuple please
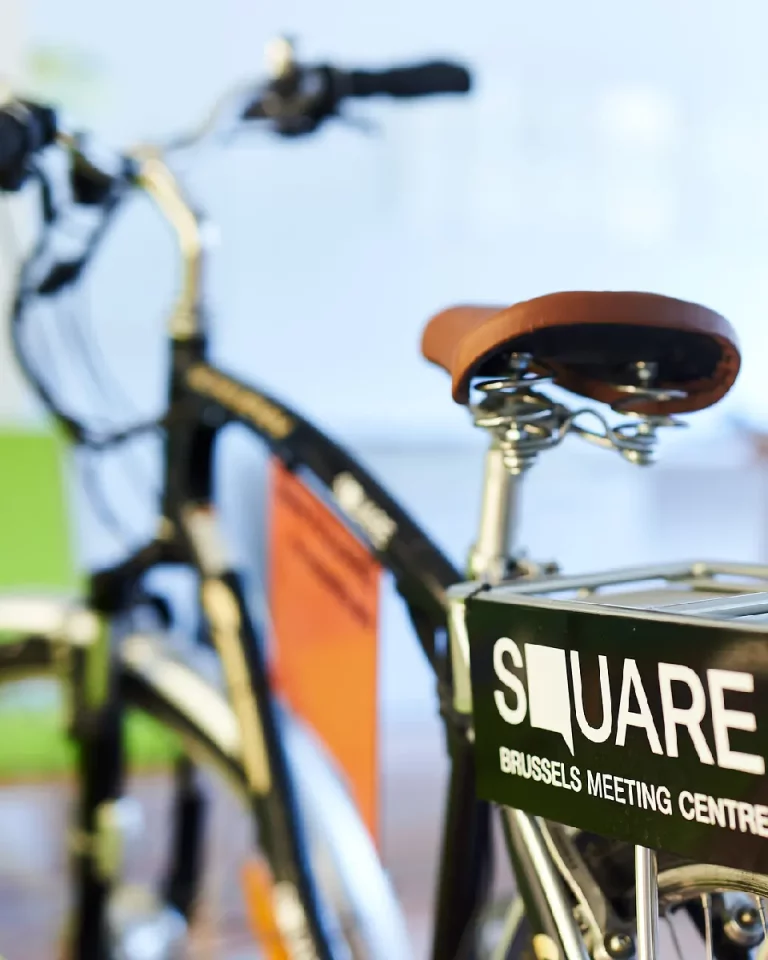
(83, 334, 492, 959)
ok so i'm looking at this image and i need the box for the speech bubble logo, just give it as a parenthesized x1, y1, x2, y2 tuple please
(524, 643, 574, 755)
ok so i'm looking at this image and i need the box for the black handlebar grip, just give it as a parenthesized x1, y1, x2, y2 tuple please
(0, 101, 57, 191)
(343, 61, 471, 99)
(0, 110, 30, 190)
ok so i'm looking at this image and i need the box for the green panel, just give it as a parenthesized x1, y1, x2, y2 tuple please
(0, 428, 78, 589)
(0, 429, 183, 779)
(0, 706, 180, 780)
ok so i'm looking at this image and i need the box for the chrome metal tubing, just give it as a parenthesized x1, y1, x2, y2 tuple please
(447, 593, 474, 716)
(635, 846, 659, 960)
(702, 560, 768, 578)
(501, 808, 589, 960)
(468, 442, 522, 583)
(483, 559, 768, 599)
(486, 562, 700, 597)
(132, 149, 205, 340)
(654, 591, 768, 619)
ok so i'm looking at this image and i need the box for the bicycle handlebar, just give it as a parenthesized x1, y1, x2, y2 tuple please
(241, 56, 471, 135)
(0, 45, 472, 446)
(341, 62, 472, 99)
(0, 50, 472, 190)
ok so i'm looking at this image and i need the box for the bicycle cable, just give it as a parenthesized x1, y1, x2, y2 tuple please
(0, 162, 162, 549)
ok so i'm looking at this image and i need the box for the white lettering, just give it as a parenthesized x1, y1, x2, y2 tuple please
(658, 662, 715, 765)
(570, 765, 582, 792)
(625, 778, 636, 805)
(551, 761, 563, 788)
(331, 473, 398, 550)
(614, 776, 626, 804)
(738, 801, 756, 835)
(603, 775, 614, 801)
(694, 792, 708, 823)
(587, 770, 603, 797)
(757, 805, 768, 838)
(707, 669, 765, 776)
(679, 790, 695, 820)
(525, 644, 574, 754)
(677, 793, 768, 837)
(540, 757, 552, 785)
(493, 638, 527, 725)
(641, 782, 657, 811)
(707, 795, 726, 828)
(571, 652, 612, 743)
(723, 797, 738, 830)
(615, 659, 663, 755)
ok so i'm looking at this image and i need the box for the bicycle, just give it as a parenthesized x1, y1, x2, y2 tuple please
(0, 34, 766, 960)
(0, 41, 480, 960)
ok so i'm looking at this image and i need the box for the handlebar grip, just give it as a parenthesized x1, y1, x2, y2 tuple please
(0, 101, 57, 191)
(0, 111, 30, 190)
(342, 61, 471, 99)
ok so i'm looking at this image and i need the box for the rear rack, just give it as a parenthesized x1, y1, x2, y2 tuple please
(447, 560, 768, 720)
(467, 559, 768, 618)
(449, 558, 768, 879)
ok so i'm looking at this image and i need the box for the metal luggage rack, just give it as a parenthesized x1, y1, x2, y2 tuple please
(456, 559, 768, 921)
(446, 560, 768, 725)
(482, 560, 768, 623)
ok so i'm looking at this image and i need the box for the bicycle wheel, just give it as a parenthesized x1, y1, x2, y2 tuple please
(590, 840, 768, 959)
(124, 636, 530, 960)
(485, 819, 768, 960)
(0, 608, 412, 959)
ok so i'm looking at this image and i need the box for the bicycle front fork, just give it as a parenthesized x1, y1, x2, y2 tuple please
(66, 615, 125, 960)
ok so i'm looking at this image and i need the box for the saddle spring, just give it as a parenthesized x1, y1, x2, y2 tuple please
(471, 356, 689, 472)
(471, 353, 565, 474)
(607, 364, 689, 465)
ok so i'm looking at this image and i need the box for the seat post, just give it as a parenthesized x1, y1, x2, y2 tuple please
(467, 438, 522, 584)
(465, 352, 556, 584)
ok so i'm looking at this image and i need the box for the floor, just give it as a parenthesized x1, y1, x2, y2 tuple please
(0, 720, 500, 959)
(0, 750, 722, 960)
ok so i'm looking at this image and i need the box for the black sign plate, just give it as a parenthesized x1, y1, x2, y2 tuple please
(467, 592, 768, 872)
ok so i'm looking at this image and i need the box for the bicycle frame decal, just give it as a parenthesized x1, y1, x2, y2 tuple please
(180, 362, 492, 952)
(182, 362, 459, 634)
(186, 363, 296, 440)
(467, 591, 768, 874)
(330, 471, 398, 551)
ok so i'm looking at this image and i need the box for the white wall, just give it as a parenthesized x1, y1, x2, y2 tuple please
(13, 0, 768, 729)
(0, 0, 38, 423)
(11, 2, 768, 585)
(21, 0, 768, 443)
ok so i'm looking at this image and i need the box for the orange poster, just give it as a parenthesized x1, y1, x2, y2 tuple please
(268, 459, 381, 843)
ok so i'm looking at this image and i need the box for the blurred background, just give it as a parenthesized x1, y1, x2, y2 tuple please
(4, 0, 768, 955)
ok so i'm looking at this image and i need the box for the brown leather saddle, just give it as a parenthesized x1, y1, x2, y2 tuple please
(420, 291, 740, 415)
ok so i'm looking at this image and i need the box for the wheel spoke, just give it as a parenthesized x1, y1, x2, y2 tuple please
(701, 894, 713, 960)
(636, 847, 659, 960)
